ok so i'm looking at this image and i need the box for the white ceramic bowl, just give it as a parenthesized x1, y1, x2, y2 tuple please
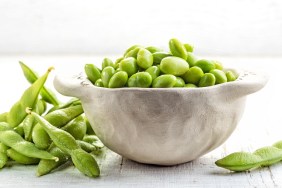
(54, 69, 268, 165)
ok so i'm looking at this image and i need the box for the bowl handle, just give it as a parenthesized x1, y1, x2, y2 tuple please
(220, 69, 269, 98)
(53, 72, 92, 98)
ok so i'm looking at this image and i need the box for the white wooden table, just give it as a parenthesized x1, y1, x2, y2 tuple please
(0, 56, 281, 187)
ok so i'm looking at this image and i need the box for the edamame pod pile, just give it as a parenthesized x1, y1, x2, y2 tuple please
(85, 38, 238, 88)
(0, 63, 104, 178)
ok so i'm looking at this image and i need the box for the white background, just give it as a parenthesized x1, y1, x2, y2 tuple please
(0, 0, 282, 56)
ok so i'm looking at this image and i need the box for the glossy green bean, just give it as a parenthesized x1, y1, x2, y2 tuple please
(174, 77, 185, 87)
(145, 46, 163, 53)
(108, 71, 128, 88)
(145, 66, 161, 80)
(7, 67, 53, 127)
(152, 75, 177, 88)
(101, 66, 116, 88)
(19, 62, 60, 106)
(160, 57, 189, 76)
(119, 57, 138, 77)
(123, 45, 142, 57)
(102, 58, 114, 69)
(198, 73, 216, 87)
(169, 38, 188, 60)
(84, 64, 101, 85)
(137, 48, 153, 69)
(152, 52, 171, 65)
(210, 69, 227, 84)
(184, 43, 194, 52)
(195, 59, 215, 73)
(186, 52, 198, 67)
(28, 109, 100, 177)
(128, 72, 152, 88)
(182, 66, 204, 85)
(124, 47, 141, 59)
(226, 71, 237, 82)
(94, 79, 104, 87)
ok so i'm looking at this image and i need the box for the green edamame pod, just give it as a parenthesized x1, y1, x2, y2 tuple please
(152, 75, 177, 88)
(145, 46, 163, 53)
(160, 57, 189, 76)
(0, 124, 58, 161)
(145, 66, 160, 80)
(195, 59, 215, 73)
(184, 43, 194, 52)
(182, 66, 204, 85)
(77, 140, 97, 153)
(186, 52, 198, 67)
(7, 149, 39, 165)
(101, 66, 115, 88)
(169, 38, 188, 60)
(47, 98, 80, 113)
(85, 118, 95, 135)
(83, 135, 104, 149)
(23, 114, 36, 141)
(253, 146, 282, 166)
(108, 71, 128, 88)
(102, 58, 114, 69)
(119, 57, 138, 77)
(174, 77, 185, 87)
(137, 48, 153, 69)
(199, 73, 216, 87)
(19, 62, 60, 106)
(0, 143, 8, 168)
(94, 79, 104, 87)
(62, 116, 87, 140)
(128, 72, 152, 88)
(226, 71, 237, 82)
(7, 67, 53, 128)
(32, 105, 84, 149)
(37, 99, 47, 115)
(37, 144, 69, 176)
(210, 69, 227, 84)
(84, 64, 101, 85)
(152, 52, 171, 65)
(28, 109, 100, 177)
(0, 112, 8, 122)
(14, 123, 24, 137)
(123, 45, 142, 56)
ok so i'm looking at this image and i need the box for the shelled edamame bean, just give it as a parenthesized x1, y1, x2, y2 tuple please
(85, 38, 238, 88)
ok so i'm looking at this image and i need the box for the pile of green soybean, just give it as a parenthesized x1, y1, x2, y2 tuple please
(0, 62, 103, 178)
(85, 38, 237, 88)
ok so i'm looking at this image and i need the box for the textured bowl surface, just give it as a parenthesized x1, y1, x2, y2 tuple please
(54, 69, 268, 165)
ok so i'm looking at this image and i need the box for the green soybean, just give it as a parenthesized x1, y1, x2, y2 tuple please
(137, 48, 153, 69)
(145, 46, 163, 53)
(199, 73, 216, 87)
(226, 71, 237, 82)
(184, 43, 194, 52)
(160, 56, 189, 76)
(213, 60, 223, 70)
(182, 66, 204, 85)
(84, 64, 101, 85)
(210, 69, 227, 84)
(152, 52, 171, 65)
(102, 58, 114, 69)
(62, 116, 87, 140)
(7, 67, 52, 128)
(186, 52, 198, 67)
(185, 83, 197, 88)
(145, 66, 161, 80)
(152, 75, 177, 88)
(174, 77, 185, 87)
(124, 47, 141, 59)
(128, 72, 152, 88)
(108, 71, 128, 88)
(123, 45, 142, 56)
(19, 62, 60, 106)
(195, 59, 215, 73)
(28, 109, 100, 177)
(94, 79, 104, 87)
(7, 149, 40, 165)
(101, 66, 115, 88)
(0, 124, 58, 161)
(169, 38, 188, 60)
(119, 57, 138, 77)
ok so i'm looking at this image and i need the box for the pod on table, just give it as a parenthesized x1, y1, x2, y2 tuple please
(19, 62, 60, 106)
(102, 58, 114, 69)
(108, 71, 128, 88)
(210, 69, 227, 84)
(32, 105, 84, 150)
(152, 75, 177, 88)
(119, 57, 138, 77)
(160, 57, 189, 76)
(0, 142, 8, 168)
(62, 115, 87, 140)
(7, 67, 53, 128)
(194, 59, 215, 73)
(7, 148, 39, 165)
(37, 144, 70, 177)
(169, 38, 188, 60)
(198, 73, 216, 87)
(84, 64, 101, 85)
(28, 109, 100, 177)
(101, 66, 116, 88)
(182, 66, 204, 85)
(137, 48, 153, 69)
(128, 72, 152, 88)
